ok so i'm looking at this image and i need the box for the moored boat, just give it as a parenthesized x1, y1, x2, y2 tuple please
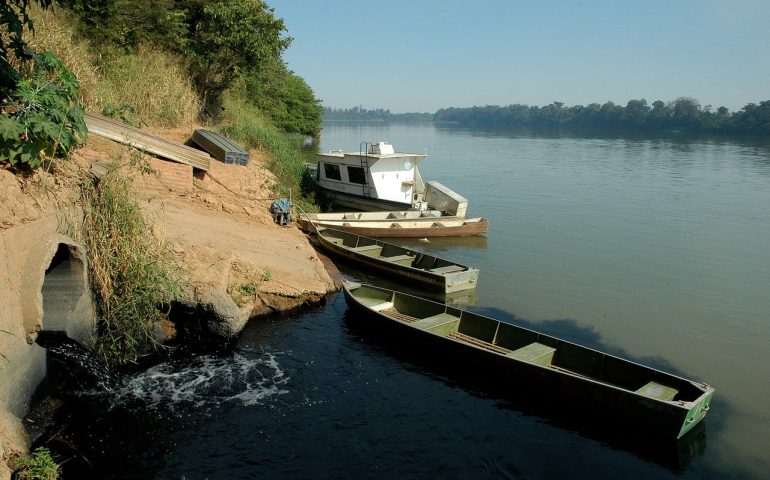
(299, 215, 489, 238)
(313, 142, 469, 215)
(343, 281, 715, 439)
(315, 227, 479, 294)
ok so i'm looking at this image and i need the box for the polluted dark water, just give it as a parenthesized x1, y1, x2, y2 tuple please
(35, 293, 735, 480)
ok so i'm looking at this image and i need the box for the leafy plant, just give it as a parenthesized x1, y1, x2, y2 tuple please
(239, 283, 258, 296)
(0, 51, 86, 168)
(14, 447, 60, 480)
(261, 270, 271, 282)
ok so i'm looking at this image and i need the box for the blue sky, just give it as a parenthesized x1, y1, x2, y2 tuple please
(272, 0, 770, 113)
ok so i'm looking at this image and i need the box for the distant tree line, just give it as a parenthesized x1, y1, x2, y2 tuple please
(324, 106, 432, 122)
(434, 98, 770, 135)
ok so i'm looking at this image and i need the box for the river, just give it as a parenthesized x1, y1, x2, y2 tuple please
(47, 123, 770, 479)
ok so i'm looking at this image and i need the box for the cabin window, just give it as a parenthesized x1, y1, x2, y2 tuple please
(324, 163, 341, 181)
(347, 166, 367, 184)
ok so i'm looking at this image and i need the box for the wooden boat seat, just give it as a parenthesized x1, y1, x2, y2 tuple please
(507, 342, 555, 366)
(411, 313, 460, 331)
(358, 297, 393, 311)
(351, 244, 382, 254)
(636, 381, 678, 401)
(383, 254, 415, 266)
(430, 265, 465, 274)
(449, 332, 511, 354)
(326, 237, 344, 246)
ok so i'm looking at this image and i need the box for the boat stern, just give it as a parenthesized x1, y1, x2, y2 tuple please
(676, 384, 715, 438)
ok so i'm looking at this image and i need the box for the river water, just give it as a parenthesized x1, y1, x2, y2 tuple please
(46, 123, 769, 479)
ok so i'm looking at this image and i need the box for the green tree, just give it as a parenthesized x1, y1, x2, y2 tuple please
(56, 0, 187, 51)
(178, 0, 291, 115)
(246, 57, 322, 135)
(0, 0, 53, 94)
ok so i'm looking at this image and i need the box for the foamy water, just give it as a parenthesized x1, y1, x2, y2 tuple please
(117, 349, 289, 410)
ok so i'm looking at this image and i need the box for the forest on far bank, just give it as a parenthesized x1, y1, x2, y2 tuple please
(325, 98, 770, 135)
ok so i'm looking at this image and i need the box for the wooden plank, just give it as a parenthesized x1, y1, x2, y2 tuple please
(84, 112, 211, 171)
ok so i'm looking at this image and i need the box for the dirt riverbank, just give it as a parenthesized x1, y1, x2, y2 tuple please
(0, 127, 337, 478)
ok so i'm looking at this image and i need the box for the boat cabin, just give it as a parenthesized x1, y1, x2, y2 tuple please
(315, 142, 428, 211)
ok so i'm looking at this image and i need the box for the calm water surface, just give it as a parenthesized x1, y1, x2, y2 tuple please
(51, 124, 770, 479)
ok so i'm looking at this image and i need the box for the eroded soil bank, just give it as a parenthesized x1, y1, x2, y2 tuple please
(0, 130, 337, 478)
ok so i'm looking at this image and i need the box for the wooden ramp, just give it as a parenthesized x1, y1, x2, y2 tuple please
(84, 112, 211, 171)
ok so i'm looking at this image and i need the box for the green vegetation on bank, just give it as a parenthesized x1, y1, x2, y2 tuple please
(0, 1, 86, 169)
(13, 447, 60, 480)
(54, 0, 322, 134)
(434, 98, 770, 135)
(71, 165, 179, 365)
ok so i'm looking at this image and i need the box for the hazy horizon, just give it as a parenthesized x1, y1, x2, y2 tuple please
(273, 0, 770, 114)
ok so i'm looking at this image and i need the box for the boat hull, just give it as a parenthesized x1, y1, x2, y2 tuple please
(342, 282, 714, 439)
(299, 217, 489, 238)
(317, 186, 413, 211)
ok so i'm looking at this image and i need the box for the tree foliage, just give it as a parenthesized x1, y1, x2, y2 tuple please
(55, 0, 187, 51)
(245, 57, 322, 136)
(57, 0, 321, 133)
(433, 98, 770, 135)
(179, 0, 291, 114)
(0, 0, 53, 94)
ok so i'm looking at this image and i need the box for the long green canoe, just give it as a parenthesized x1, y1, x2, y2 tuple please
(316, 227, 479, 294)
(343, 281, 714, 439)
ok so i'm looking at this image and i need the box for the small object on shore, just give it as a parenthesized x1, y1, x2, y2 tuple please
(343, 281, 715, 439)
(270, 198, 292, 226)
(315, 227, 478, 294)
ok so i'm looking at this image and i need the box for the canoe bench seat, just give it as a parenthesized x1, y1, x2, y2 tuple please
(359, 298, 394, 311)
(429, 265, 465, 274)
(326, 237, 344, 246)
(351, 245, 382, 255)
(383, 254, 415, 266)
(411, 312, 460, 331)
(507, 342, 556, 366)
(635, 381, 678, 401)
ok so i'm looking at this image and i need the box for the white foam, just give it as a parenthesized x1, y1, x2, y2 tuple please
(116, 350, 289, 410)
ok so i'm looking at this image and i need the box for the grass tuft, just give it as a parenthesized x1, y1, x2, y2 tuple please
(68, 163, 179, 365)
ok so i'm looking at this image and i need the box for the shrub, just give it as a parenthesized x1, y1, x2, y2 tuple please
(0, 51, 86, 168)
(14, 447, 59, 480)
